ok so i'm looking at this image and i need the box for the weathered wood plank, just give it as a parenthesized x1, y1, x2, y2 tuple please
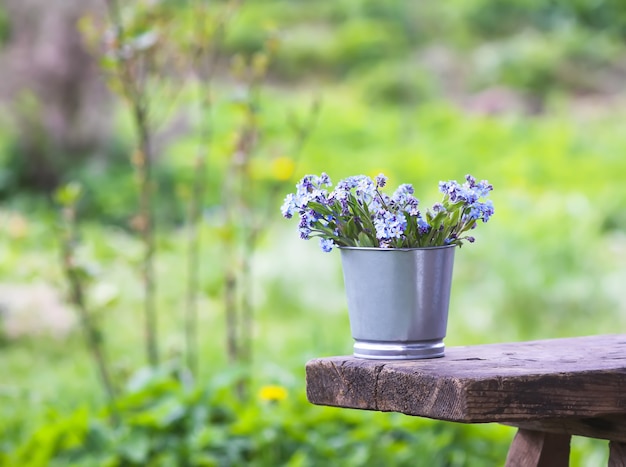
(609, 441, 626, 467)
(507, 415, 626, 443)
(306, 335, 626, 424)
(504, 429, 570, 467)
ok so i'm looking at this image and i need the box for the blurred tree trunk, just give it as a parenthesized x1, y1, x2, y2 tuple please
(0, 0, 111, 192)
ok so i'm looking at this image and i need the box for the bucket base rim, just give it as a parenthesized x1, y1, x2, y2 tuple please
(353, 339, 444, 360)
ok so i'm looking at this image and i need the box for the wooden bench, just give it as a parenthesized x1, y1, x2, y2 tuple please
(305, 334, 626, 466)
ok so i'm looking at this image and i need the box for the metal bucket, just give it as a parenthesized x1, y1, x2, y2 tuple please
(339, 245, 456, 360)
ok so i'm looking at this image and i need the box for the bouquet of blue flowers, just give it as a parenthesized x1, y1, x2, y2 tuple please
(281, 173, 494, 252)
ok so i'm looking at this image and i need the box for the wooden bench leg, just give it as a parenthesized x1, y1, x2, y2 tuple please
(609, 441, 626, 467)
(505, 428, 571, 467)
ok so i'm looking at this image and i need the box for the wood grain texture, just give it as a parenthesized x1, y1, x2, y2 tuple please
(507, 415, 626, 443)
(504, 429, 570, 467)
(306, 335, 626, 424)
(609, 442, 626, 467)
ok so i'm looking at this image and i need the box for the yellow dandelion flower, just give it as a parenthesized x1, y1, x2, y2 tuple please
(272, 157, 295, 181)
(258, 385, 288, 403)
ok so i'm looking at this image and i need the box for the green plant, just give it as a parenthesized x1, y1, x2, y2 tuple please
(353, 62, 438, 106)
(55, 183, 118, 419)
(3, 94, 626, 465)
(0, 6, 9, 45)
(179, 0, 237, 379)
(218, 43, 319, 394)
(100, 0, 173, 367)
(282, 173, 494, 251)
(4, 0, 626, 462)
(6, 363, 512, 466)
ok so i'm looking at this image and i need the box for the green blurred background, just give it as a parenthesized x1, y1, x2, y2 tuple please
(1, 0, 625, 465)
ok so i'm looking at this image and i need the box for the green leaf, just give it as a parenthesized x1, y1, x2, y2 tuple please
(307, 201, 332, 216)
(357, 232, 375, 247)
(345, 218, 357, 238)
(54, 182, 83, 207)
(117, 432, 150, 464)
(90, 283, 120, 311)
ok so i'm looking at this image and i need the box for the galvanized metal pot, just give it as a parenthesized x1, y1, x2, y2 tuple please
(339, 245, 456, 360)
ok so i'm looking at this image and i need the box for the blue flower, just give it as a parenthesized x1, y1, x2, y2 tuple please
(466, 199, 494, 223)
(374, 211, 407, 240)
(294, 174, 331, 203)
(299, 175, 315, 192)
(328, 188, 350, 215)
(319, 172, 332, 186)
(479, 199, 495, 222)
(417, 217, 431, 234)
(403, 196, 420, 216)
(320, 238, 335, 252)
(432, 203, 446, 214)
(281, 193, 296, 218)
(369, 191, 391, 213)
(392, 184, 414, 201)
(444, 233, 458, 245)
(439, 179, 481, 203)
(298, 218, 311, 239)
(474, 180, 494, 198)
(355, 177, 376, 203)
(464, 174, 493, 197)
(330, 175, 379, 211)
(336, 175, 366, 191)
(390, 184, 419, 217)
(297, 209, 321, 240)
(283, 172, 493, 250)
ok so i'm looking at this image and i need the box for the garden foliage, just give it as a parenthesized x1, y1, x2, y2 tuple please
(0, 0, 625, 465)
(3, 365, 509, 467)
